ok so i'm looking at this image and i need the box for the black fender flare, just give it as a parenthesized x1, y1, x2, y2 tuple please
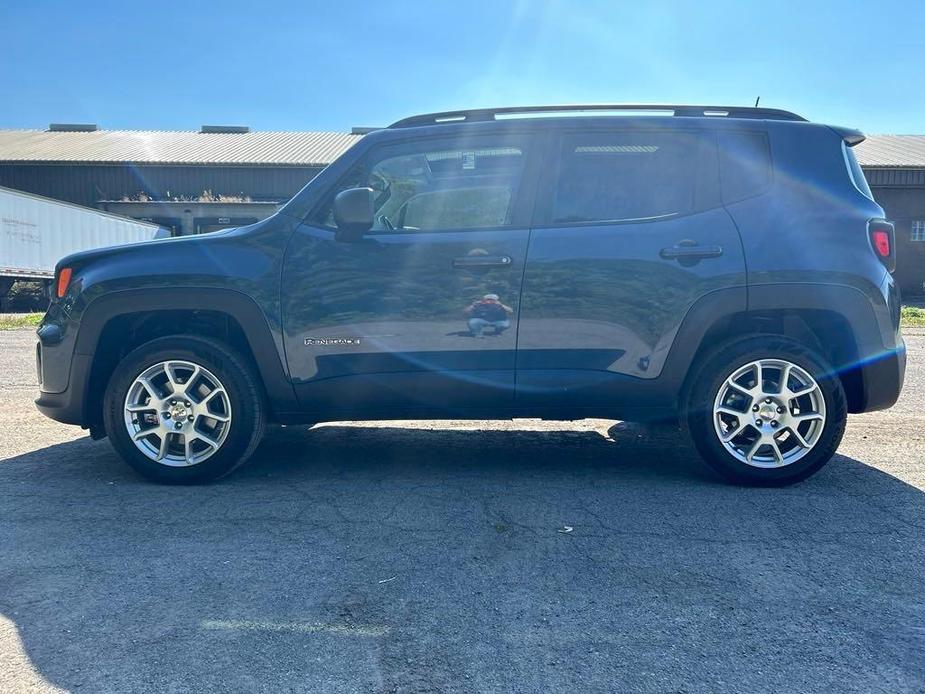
(75, 287, 298, 414)
(666, 282, 896, 415)
(658, 286, 747, 392)
(746, 282, 890, 357)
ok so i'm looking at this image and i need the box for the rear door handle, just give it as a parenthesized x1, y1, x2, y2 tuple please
(659, 243, 723, 260)
(453, 255, 513, 269)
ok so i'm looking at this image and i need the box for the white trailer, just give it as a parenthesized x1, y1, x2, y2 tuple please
(0, 185, 163, 304)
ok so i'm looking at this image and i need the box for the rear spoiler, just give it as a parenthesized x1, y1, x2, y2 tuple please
(829, 125, 865, 147)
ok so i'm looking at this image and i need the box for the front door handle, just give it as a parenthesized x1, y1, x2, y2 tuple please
(659, 242, 723, 260)
(452, 255, 513, 269)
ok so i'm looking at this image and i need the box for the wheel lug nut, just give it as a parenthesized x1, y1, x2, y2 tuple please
(771, 420, 779, 428)
(163, 412, 171, 419)
(777, 406, 785, 414)
(174, 422, 183, 430)
(755, 420, 762, 427)
(765, 398, 772, 404)
(752, 405, 759, 412)
(184, 401, 191, 407)
(188, 415, 194, 422)
(170, 400, 177, 406)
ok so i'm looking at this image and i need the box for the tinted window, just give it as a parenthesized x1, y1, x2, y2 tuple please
(314, 142, 526, 232)
(551, 131, 717, 224)
(718, 130, 772, 203)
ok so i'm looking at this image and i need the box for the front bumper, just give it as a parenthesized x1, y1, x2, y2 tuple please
(35, 314, 89, 427)
(35, 352, 92, 426)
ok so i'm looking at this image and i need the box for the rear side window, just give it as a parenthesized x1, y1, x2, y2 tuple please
(550, 130, 718, 224)
(718, 131, 772, 203)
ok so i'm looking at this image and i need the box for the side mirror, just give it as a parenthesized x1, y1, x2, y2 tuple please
(333, 187, 374, 241)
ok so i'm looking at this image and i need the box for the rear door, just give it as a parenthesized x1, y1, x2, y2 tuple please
(516, 125, 747, 407)
(281, 132, 538, 416)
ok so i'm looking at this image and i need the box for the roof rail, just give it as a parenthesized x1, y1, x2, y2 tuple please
(389, 104, 807, 128)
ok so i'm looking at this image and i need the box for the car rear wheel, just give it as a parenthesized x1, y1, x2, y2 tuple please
(687, 336, 847, 486)
(103, 336, 265, 484)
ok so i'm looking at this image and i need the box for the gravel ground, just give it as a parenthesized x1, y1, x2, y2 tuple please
(1, 328, 923, 693)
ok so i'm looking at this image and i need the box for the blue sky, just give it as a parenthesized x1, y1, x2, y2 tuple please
(1, 0, 923, 134)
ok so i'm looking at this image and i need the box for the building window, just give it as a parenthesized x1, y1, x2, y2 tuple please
(913, 220, 925, 242)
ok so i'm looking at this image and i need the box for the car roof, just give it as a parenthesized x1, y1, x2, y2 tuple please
(388, 104, 807, 129)
(356, 105, 832, 145)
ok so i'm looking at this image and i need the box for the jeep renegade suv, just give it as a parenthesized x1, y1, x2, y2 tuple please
(35, 105, 906, 485)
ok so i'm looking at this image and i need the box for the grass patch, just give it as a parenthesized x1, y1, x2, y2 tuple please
(902, 305, 925, 327)
(0, 312, 43, 330)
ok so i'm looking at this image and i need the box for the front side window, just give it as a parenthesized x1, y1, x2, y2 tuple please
(912, 220, 925, 242)
(313, 140, 526, 232)
(550, 130, 718, 225)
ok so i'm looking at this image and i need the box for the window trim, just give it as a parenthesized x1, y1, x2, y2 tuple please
(305, 133, 541, 235)
(532, 127, 723, 229)
(843, 141, 874, 201)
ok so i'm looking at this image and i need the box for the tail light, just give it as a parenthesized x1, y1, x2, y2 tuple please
(868, 220, 896, 273)
(56, 267, 73, 298)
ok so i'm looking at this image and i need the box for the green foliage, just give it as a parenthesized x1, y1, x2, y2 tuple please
(0, 312, 43, 330)
(2, 280, 49, 312)
(902, 305, 925, 327)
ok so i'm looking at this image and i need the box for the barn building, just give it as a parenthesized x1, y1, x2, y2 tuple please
(0, 124, 364, 236)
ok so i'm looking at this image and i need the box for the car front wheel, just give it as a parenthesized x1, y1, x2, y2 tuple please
(103, 336, 266, 484)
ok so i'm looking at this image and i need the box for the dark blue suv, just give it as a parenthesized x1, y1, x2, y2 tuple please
(35, 105, 906, 485)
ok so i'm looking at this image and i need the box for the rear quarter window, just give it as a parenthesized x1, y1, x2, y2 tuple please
(717, 130, 772, 203)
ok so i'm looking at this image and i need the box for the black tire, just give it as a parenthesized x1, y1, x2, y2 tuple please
(103, 335, 266, 484)
(687, 336, 847, 486)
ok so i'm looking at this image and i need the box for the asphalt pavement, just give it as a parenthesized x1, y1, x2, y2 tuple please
(1, 328, 923, 693)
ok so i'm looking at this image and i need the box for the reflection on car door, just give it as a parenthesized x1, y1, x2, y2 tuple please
(516, 127, 747, 409)
(282, 134, 539, 417)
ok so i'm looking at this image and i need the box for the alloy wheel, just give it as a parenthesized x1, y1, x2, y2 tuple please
(712, 358, 826, 468)
(123, 360, 232, 466)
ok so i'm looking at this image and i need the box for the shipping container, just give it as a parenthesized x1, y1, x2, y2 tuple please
(1, 185, 162, 282)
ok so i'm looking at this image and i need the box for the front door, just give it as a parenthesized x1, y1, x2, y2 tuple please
(516, 126, 747, 409)
(282, 134, 538, 417)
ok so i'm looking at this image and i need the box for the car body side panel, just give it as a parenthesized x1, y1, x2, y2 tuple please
(281, 224, 530, 412)
(517, 208, 746, 382)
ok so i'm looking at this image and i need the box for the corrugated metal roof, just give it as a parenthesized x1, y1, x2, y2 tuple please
(1, 128, 924, 169)
(854, 135, 925, 168)
(0, 129, 363, 166)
